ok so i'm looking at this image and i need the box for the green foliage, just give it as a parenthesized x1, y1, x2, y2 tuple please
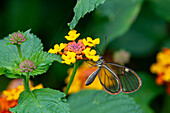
(161, 94, 170, 113)
(21, 32, 43, 59)
(68, 90, 143, 113)
(24, 51, 61, 76)
(148, 0, 170, 22)
(160, 37, 170, 49)
(130, 72, 164, 113)
(68, 0, 106, 29)
(83, 0, 143, 51)
(10, 88, 70, 113)
(0, 30, 62, 78)
(109, 5, 167, 57)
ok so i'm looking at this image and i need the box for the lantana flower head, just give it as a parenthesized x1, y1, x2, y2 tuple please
(150, 48, 170, 94)
(48, 30, 100, 65)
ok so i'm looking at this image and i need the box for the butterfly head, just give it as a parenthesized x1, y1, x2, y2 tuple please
(97, 56, 105, 65)
(99, 56, 103, 60)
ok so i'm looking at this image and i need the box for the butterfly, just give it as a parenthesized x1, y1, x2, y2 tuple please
(85, 56, 142, 95)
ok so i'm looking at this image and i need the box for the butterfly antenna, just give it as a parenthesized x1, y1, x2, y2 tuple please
(95, 46, 102, 56)
(104, 36, 107, 51)
(49, 9, 72, 48)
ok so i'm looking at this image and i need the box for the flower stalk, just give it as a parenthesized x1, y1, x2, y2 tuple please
(16, 45, 22, 59)
(16, 44, 31, 91)
(23, 74, 30, 91)
(64, 61, 79, 96)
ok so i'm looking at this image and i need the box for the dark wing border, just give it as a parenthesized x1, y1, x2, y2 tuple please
(105, 63, 142, 93)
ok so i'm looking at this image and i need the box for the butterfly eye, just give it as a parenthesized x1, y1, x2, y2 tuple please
(99, 56, 103, 59)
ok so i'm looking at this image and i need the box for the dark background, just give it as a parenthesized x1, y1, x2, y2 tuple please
(0, 0, 170, 112)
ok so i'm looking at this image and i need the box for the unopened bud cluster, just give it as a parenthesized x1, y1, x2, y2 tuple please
(19, 60, 36, 73)
(9, 32, 26, 45)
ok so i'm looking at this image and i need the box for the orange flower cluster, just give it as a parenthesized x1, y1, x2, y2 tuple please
(63, 62, 103, 94)
(0, 80, 43, 113)
(150, 48, 170, 94)
(48, 30, 100, 65)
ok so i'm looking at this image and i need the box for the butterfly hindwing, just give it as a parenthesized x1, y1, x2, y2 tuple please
(105, 63, 142, 93)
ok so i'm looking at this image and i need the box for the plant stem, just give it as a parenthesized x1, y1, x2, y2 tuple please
(23, 74, 30, 91)
(64, 61, 79, 96)
(16, 45, 22, 59)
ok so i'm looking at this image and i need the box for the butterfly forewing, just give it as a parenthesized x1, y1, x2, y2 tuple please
(105, 63, 142, 93)
(98, 66, 121, 94)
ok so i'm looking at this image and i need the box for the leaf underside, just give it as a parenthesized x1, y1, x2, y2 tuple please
(68, 0, 106, 29)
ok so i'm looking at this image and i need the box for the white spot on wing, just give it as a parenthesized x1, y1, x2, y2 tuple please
(125, 68, 129, 72)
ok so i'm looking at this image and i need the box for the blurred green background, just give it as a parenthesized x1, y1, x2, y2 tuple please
(0, 0, 170, 113)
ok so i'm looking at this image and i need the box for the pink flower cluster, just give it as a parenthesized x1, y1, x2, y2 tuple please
(64, 40, 86, 60)
(9, 32, 26, 45)
(19, 60, 36, 73)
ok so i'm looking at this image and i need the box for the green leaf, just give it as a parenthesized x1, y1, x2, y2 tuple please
(83, 0, 143, 51)
(148, 0, 170, 22)
(68, 90, 143, 113)
(129, 72, 164, 113)
(160, 37, 170, 49)
(0, 30, 61, 78)
(21, 33, 43, 59)
(0, 31, 43, 76)
(0, 67, 5, 75)
(28, 52, 61, 76)
(68, 0, 106, 29)
(161, 94, 170, 113)
(10, 88, 70, 113)
(109, 5, 167, 57)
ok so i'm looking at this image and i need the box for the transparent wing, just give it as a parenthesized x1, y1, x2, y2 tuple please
(86, 60, 97, 67)
(105, 63, 142, 93)
(98, 66, 122, 95)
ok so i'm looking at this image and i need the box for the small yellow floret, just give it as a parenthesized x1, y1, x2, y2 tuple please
(65, 30, 80, 41)
(163, 68, 170, 82)
(62, 51, 77, 65)
(83, 37, 100, 47)
(83, 48, 99, 61)
(48, 43, 67, 54)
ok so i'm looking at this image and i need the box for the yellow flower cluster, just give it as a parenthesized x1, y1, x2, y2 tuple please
(63, 62, 103, 94)
(48, 30, 100, 65)
(2, 84, 43, 101)
(150, 48, 170, 82)
(0, 79, 43, 113)
(150, 48, 170, 94)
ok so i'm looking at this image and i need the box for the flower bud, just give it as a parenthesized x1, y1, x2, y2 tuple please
(19, 60, 36, 73)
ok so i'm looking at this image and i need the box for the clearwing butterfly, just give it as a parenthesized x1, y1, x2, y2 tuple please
(85, 56, 142, 95)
